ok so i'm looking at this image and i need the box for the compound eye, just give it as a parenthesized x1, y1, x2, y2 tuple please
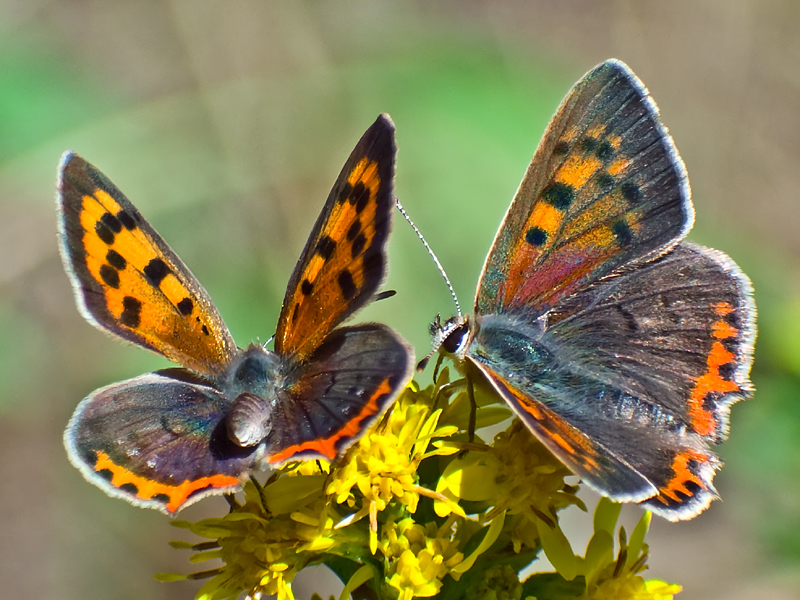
(442, 322, 469, 354)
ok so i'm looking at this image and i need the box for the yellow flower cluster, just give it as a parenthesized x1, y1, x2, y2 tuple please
(162, 371, 682, 600)
(435, 419, 584, 553)
(160, 478, 342, 600)
(380, 517, 464, 599)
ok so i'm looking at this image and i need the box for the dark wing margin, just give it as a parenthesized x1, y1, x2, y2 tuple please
(265, 324, 413, 463)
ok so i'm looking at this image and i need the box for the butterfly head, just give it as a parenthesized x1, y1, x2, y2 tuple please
(417, 314, 471, 372)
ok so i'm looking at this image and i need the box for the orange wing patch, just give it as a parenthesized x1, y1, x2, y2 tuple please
(649, 448, 717, 508)
(687, 301, 742, 437)
(93, 451, 240, 513)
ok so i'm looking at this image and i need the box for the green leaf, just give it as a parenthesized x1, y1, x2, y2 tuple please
(451, 510, 506, 575)
(626, 511, 652, 571)
(592, 497, 622, 537)
(339, 565, 376, 600)
(538, 521, 579, 581)
(583, 530, 613, 588)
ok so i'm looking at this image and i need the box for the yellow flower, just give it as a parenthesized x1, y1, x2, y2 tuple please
(159, 478, 340, 600)
(436, 419, 583, 552)
(589, 576, 682, 600)
(326, 383, 461, 552)
(380, 517, 464, 599)
(581, 499, 681, 599)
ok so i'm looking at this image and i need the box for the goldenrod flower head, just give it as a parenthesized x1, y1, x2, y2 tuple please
(435, 419, 583, 551)
(582, 499, 682, 600)
(159, 477, 338, 600)
(380, 517, 464, 599)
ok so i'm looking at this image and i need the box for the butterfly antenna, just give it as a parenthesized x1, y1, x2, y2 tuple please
(395, 199, 462, 318)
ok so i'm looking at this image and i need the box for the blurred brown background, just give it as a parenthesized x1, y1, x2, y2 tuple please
(1, 1, 798, 598)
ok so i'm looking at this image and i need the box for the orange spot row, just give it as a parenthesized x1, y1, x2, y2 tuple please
(94, 451, 240, 513)
(687, 337, 739, 436)
(267, 377, 393, 463)
(713, 302, 733, 316)
(655, 450, 708, 504)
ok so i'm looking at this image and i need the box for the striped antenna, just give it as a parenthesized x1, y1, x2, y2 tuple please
(394, 199, 462, 318)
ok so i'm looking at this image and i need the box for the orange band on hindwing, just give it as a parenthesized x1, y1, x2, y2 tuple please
(93, 451, 240, 513)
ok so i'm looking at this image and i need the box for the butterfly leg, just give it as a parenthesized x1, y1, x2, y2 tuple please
(466, 376, 477, 443)
(432, 352, 446, 384)
(248, 475, 270, 515)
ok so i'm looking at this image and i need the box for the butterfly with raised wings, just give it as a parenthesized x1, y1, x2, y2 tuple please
(58, 115, 413, 513)
(428, 60, 755, 521)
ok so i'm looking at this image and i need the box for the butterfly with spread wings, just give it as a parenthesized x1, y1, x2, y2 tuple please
(58, 115, 413, 513)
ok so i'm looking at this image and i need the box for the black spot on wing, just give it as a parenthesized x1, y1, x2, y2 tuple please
(177, 297, 194, 316)
(144, 258, 170, 286)
(106, 249, 127, 270)
(116, 210, 136, 230)
(621, 181, 641, 204)
(315, 236, 336, 261)
(553, 140, 570, 155)
(612, 220, 633, 247)
(351, 232, 367, 258)
(718, 362, 736, 382)
(120, 296, 142, 328)
(96, 468, 113, 482)
(350, 182, 369, 213)
(525, 227, 547, 247)
(596, 172, 615, 190)
(595, 140, 615, 160)
(119, 482, 139, 495)
(542, 182, 575, 210)
(99, 264, 120, 288)
(580, 137, 598, 152)
(101, 212, 123, 234)
(95, 220, 115, 245)
(338, 182, 353, 204)
(338, 269, 356, 300)
(152, 493, 170, 503)
(347, 220, 361, 241)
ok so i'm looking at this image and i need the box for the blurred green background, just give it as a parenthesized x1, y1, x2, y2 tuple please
(1, 1, 798, 598)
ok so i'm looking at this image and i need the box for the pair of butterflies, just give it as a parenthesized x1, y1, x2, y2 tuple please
(59, 59, 754, 521)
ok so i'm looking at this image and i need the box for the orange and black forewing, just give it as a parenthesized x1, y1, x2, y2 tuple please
(275, 114, 397, 360)
(58, 153, 236, 379)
